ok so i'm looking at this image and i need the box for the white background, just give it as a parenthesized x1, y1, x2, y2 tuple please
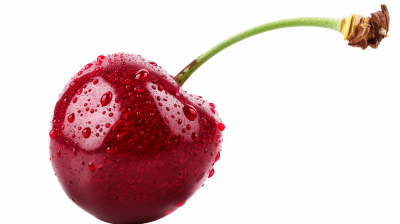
(1, 0, 399, 223)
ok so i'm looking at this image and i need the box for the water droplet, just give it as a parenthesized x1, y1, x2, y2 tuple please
(215, 152, 220, 162)
(101, 91, 113, 107)
(49, 130, 56, 139)
(106, 147, 115, 154)
(72, 148, 77, 156)
(202, 118, 207, 125)
(77, 88, 83, 95)
(72, 97, 78, 103)
(165, 210, 174, 215)
(174, 199, 186, 207)
(56, 150, 61, 157)
(105, 123, 111, 128)
(149, 61, 158, 66)
(191, 132, 199, 141)
(109, 113, 114, 117)
(186, 124, 191, 130)
(82, 127, 91, 138)
(210, 108, 215, 114)
(67, 113, 75, 123)
(78, 71, 83, 76)
(183, 104, 197, 121)
(209, 102, 215, 108)
(135, 69, 149, 81)
(88, 162, 96, 172)
(217, 123, 225, 131)
(97, 55, 106, 61)
(208, 168, 215, 178)
(85, 63, 93, 70)
(93, 79, 99, 85)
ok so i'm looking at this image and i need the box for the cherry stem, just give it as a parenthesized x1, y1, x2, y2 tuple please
(175, 17, 342, 86)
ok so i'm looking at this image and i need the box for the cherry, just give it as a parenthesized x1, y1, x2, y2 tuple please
(49, 53, 224, 224)
(49, 5, 389, 224)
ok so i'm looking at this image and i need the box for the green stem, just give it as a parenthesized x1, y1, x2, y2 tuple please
(175, 17, 342, 86)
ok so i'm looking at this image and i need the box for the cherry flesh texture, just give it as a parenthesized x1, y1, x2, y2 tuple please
(49, 53, 224, 224)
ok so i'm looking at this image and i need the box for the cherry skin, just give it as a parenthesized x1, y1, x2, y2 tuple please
(49, 53, 224, 224)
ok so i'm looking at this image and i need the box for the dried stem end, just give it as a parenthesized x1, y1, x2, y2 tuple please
(340, 15, 353, 40)
(341, 4, 390, 50)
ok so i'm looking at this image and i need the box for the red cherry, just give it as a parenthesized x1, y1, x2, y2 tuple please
(49, 53, 224, 224)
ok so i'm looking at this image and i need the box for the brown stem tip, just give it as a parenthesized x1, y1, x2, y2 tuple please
(347, 4, 390, 50)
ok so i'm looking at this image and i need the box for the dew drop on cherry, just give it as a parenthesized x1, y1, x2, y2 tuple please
(149, 61, 158, 66)
(210, 108, 215, 114)
(191, 132, 199, 141)
(82, 127, 91, 138)
(165, 210, 174, 215)
(93, 79, 99, 85)
(104, 156, 109, 163)
(106, 147, 115, 154)
(101, 91, 113, 107)
(85, 63, 93, 70)
(56, 150, 61, 157)
(49, 130, 56, 139)
(67, 113, 75, 123)
(209, 102, 215, 108)
(105, 123, 111, 128)
(217, 123, 225, 131)
(208, 168, 215, 178)
(135, 69, 149, 81)
(174, 199, 186, 207)
(88, 162, 96, 172)
(72, 97, 77, 103)
(97, 55, 105, 60)
(72, 148, 77, 156)
(215, 152, 220, 162)
(183, 104, 197, 121)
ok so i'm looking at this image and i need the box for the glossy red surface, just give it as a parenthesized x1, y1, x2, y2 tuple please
(49, 53, 223, 224)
